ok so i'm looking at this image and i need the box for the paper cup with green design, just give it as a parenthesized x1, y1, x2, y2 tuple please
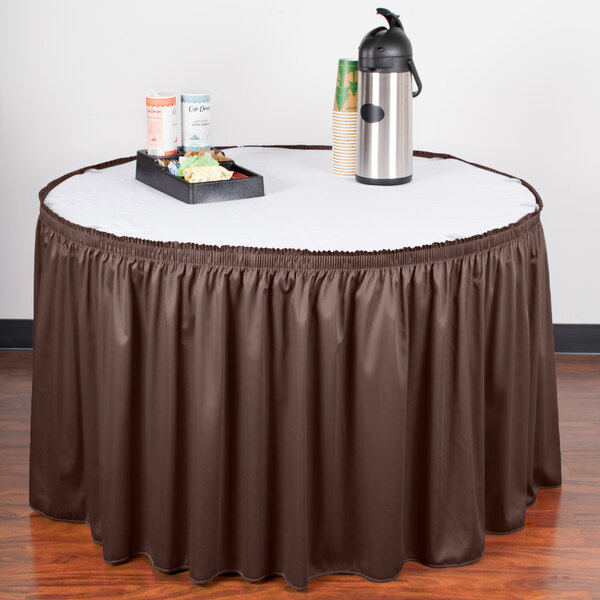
(332, 58, 358, 176)
(334, 59, 358, 112)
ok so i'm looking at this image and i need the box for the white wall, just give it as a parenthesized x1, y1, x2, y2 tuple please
(1, 0, 598, 322)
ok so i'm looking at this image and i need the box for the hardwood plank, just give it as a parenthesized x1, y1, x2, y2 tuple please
(0, 351, 599, 598)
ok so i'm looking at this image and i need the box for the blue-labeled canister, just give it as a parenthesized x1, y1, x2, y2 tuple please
(181, 92, 211, 151)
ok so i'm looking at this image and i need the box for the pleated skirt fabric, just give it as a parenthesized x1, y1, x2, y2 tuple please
(30, 152, 561, 590)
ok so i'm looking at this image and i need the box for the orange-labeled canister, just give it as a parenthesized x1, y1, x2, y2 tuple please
(146, 93, 178, 156)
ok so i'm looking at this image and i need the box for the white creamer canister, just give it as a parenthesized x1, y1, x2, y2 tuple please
(146, 93, 178, 156)
(181, 92, 211, 151)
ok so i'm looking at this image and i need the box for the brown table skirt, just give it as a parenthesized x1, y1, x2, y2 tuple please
(30, 149, 561, 590)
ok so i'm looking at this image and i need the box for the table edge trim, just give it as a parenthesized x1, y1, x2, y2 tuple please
(37, 146, 544, 270)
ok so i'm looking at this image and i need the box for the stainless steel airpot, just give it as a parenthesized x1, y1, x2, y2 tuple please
(356, 8, 422, 185)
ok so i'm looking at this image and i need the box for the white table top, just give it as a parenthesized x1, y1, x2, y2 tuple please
(45, 147, 537, 252)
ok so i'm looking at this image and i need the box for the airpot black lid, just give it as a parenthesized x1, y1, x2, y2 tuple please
(359, 8, 413, 73)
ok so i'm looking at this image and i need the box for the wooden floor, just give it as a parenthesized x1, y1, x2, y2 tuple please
(1, 352, 599, 599)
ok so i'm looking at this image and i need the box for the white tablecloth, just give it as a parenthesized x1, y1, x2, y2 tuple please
(45, 147, 537, 251)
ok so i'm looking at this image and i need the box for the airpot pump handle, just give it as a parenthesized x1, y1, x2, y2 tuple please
(408, 59, 422, 97)
(376, 7, 405, 30)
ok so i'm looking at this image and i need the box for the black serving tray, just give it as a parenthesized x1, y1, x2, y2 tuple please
(135, 149, 265, 204)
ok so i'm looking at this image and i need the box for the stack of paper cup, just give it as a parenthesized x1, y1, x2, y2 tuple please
(332, 59, 358, 176)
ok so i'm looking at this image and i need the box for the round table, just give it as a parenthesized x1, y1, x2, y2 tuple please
(30, 147, 561, 590)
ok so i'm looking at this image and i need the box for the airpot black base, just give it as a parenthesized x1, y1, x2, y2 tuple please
(355, 174, 413, 186)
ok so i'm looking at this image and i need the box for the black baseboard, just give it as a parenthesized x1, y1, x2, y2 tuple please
(553, 324, 600, 354)
(0, 320, 599, 353)
(0, 319, 34, 349)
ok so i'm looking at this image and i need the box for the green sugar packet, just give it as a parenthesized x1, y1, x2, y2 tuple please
(195, 153, 219, 167)
(177, 153, 219, 177)
(178, 155, 199, 176)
